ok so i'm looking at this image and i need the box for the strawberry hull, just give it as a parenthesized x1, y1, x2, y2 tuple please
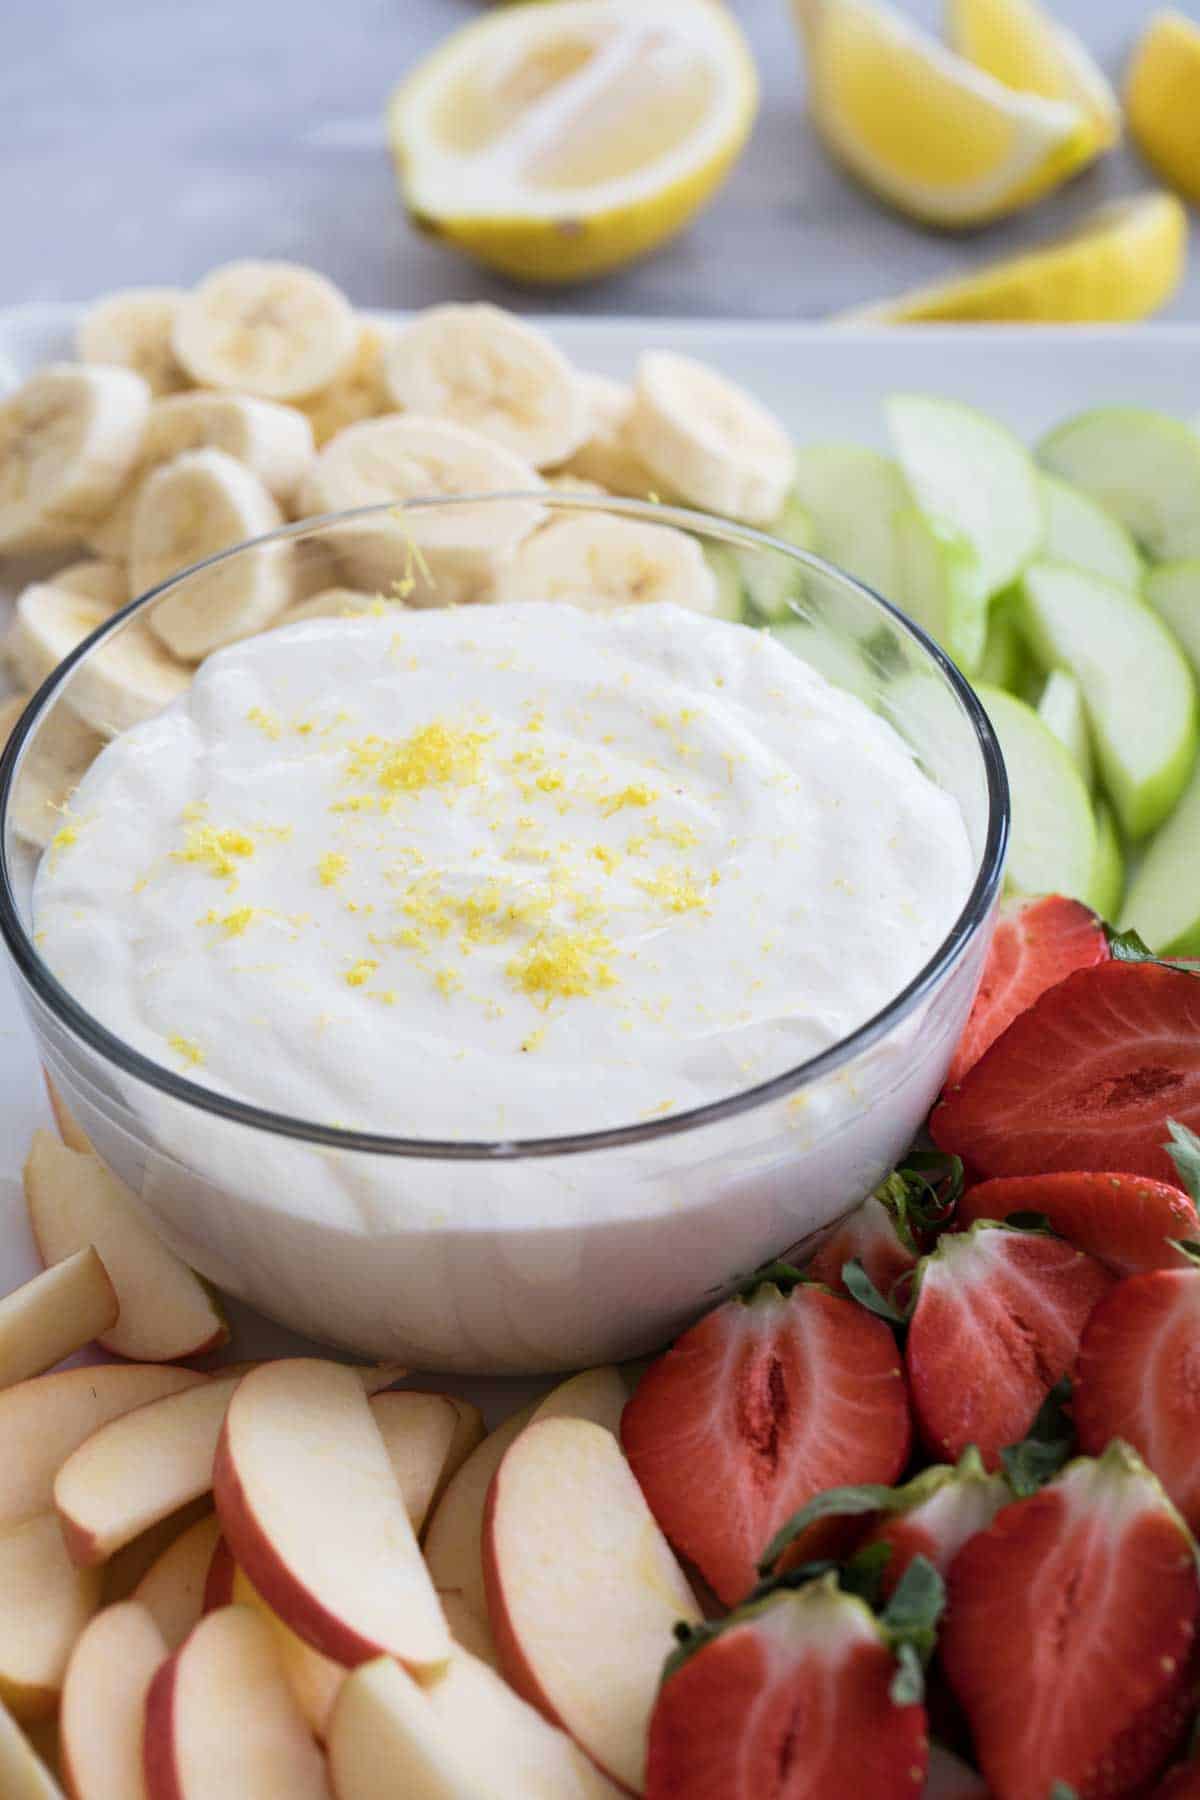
(957, 1172, 1200, 1277)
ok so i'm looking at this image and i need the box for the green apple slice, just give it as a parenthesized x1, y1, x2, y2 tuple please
(1120, 758, 1200, 955)
(978, 593, 1033, 692)
(1145, 560, 1200, 676)
(1037, 668, 1094, 789)
(975, 683, 1096, 901)
(1041, 473, 1142, 591)
(769, 619, 876, 706)
(790, 445, 909, 600)
(1038, 408, 1200, 561)
(1019, 561, 1198, 840)
(702, 544, 746, 623)
(893, 506, 987, 672)
(886, 394, 1044, 601)
(737, 491, 814, 620)
(1088, 800, 1124, 922)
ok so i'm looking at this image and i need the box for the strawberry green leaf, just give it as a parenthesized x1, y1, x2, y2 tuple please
(757, 1484, 897, 1576)
(880, 1553, 946, 1704)
(1167, 1120, 1200, 1204)
(1003, 1210, 1054, 1234)
(731, 1258, 808, 1301)
(1168, 1238, 1200, 1268)
(1000, 1377, 1074, 1497)
(839, 1541, 894, 1609)
(1106, 927, 1200, 975)
(842, 1258, 909, 1326)
(1049, 1785, 1079, 1800)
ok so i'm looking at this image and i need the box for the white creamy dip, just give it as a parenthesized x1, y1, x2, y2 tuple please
(33, 602, 973, 1142)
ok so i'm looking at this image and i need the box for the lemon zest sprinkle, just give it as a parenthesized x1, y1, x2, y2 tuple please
(168, 1034, 205, 1068)
(507, 929, 619, 1007)
(599, 783, 658, 817)
(318, 852, 349, 887)
(345, 958, 379, 988)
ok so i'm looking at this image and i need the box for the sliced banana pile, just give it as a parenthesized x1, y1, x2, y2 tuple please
(0, 257, 801, 850)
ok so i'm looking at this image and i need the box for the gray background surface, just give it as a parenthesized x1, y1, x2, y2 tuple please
(1, 0, 1194, 318)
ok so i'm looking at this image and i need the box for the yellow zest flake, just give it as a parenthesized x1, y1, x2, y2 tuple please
(599, 783, 658, 817)
(649, 819, 700, 850)
(637, 867, 711, 915)
(173, 822, 256, 884)
(247, 706, 282, 741)
(642, 1099, 676, 1119)
(347, 720, 490, 797)
(434, 967, 462, 998)
(198, 906, 262, 939)
(523, 710, 545, 734)
(345, 958, 379, 988)
(168, 1034, 205, 1069)
(50, 823, 79, 856)
(535, 770, 564, 794)
(591, 844, 621, 874)
(375, 989, 397, 1005)
(520, 1026, 546, 1053)
(507, 928, 619, 1007)
(388, 530, 434, 603)
(318, 851, 349, 887)
(330, 794, 379, 815)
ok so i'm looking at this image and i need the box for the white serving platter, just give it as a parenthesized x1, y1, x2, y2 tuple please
(1, 306, 1195, 1405)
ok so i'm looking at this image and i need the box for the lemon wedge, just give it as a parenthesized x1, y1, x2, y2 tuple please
(794, 0, 1103, 226)
(838, 192, 1188, 322)
(1126, 10, 1200, 206)
(388, 0, 758, 284)
(946, 0, 1121, 148)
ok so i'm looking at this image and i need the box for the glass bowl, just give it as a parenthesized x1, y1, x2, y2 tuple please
(0, 494, 1008, 1373)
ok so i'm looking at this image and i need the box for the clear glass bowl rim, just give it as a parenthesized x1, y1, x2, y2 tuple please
(0, 492, 1010, 1162)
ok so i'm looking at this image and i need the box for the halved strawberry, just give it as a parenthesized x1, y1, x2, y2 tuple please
(957, 1172, 1200, 1277)
(941, 1442, 1200, 1799)
(905, 1223, 1113, 1467)
(1074, 1258, 1200, 1532)
(924, 1743, 990, 1798)
(862, 1449, 1012, 1598)
(931, 962, 1200, 1185)
(646, 1572, 931, 1799)
(621, 1279, 912, 1606)
(807, 1194, 920, 1303)
(944, 894, 1109, 1089)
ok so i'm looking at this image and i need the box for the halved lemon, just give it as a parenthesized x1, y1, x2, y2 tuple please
(837, 191, 1188, 323)
(388, 0, 758, 284)
(947, 0, 1121, 148)
(794, 0, 1104, 227)
(1126, 9, 1200, 207)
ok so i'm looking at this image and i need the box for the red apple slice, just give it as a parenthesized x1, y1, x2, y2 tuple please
(102, 1499, 215, 1609)
(232, 1568, 345, 1742)
(0, 1364, 206, 1530)
(60, 1601, 166, 1800)
(368, 1391, 463, 1532)
(55, 1374, 242, 1567)
(23, 1134, 227, 1362)
(0, 1694, 63, 1799)
(134, 1516, 223, 1653)
(329, 1649, 622, 1800)
(143, 1607, 332, 1800)
(0, 1248, 118, 1390)
(201, 1538, 235, 1612)
(436, 1590, 502, 1674)
(484, 1418, 700, 1795)
(213, 1359, 450, 1672)
(423, 1367, 630, 1641)
(442, 1397, 486, 1483)
(0, 1513, 102, 1720)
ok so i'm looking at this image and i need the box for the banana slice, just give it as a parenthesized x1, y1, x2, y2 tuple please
(76, 288, 190, 397)
(50, 560, 128, 605)
(272, 587, 390, 627)
(171, 261, 359, 402)
(493, 512, 717, 613)
(381, 304, 588, 470)
(558, 373, 662, 498)
(299, 323, 389, 448)
(627, 351, 794, 526)
(0, 364, 150, 553)
(84, 476, 143, 561)
(300, 414, 544, 599)
(0, 690, 105, 850)
(130, 448, 291, 660)
(142, 392, 314, 504)
(7, 572, 189, 737)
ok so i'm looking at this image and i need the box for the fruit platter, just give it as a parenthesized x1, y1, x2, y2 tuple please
(0, 264, 1198, 1798)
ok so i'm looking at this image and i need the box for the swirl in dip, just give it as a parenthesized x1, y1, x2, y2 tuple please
(33, 601, 973, 1142)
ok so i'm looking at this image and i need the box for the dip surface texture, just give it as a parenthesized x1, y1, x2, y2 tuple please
(33, 603, 973, 1140)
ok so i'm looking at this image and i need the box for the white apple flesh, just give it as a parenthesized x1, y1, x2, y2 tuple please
(0, 1248, 118, 1390)
(142, 1606, 332, 1800)
(0, 1513, 101, 1720)
(213, 1359, 450, 1671)
(133, 1515, 224, 1653)
(483, 1417, 700, 1795)
(60, 1602, 166, 1800)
